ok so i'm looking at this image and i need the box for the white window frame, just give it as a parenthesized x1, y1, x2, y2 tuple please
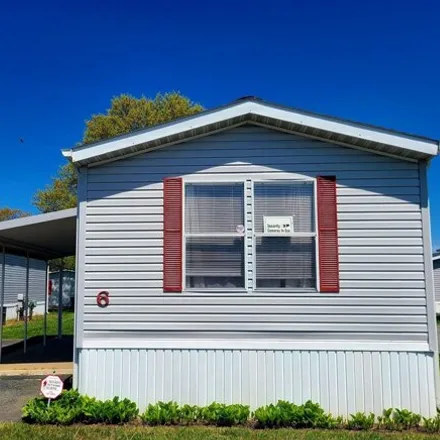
(181, 177, 319, 294)
(251, 178, 319, 293)
(182, 178, 248, 292)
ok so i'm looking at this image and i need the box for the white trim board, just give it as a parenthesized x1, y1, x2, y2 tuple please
(63, 99, 439, 166)
(80, 338, 430, 353)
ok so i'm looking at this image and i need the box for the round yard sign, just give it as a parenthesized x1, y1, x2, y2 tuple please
(41, 375, 64, 399)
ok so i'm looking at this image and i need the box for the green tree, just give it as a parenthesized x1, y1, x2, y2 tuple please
(0, 207, 29, 221)
(33, 92, 203, 213)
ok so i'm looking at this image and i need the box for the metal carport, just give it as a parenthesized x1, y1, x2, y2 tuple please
(0, 208, 77, 362)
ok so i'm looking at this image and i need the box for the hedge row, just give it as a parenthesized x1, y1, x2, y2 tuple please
(22, 390, 440, 432)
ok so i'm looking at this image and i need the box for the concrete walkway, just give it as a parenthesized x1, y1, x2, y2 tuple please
(0, 376, 43, 422)
(0, 362, 73, 376)
(0, 374, 72, 422)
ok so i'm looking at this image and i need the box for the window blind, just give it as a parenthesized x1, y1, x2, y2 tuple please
(185, 183, 245, 288)
(254, 181, 316, 289)
(254, 181, 314, 233)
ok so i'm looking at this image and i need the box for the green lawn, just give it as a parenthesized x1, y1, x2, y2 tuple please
(1, 312, 74, 340)
(1, 425, 440, 440)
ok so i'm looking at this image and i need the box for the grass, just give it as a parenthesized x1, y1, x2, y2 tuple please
(2, 425, 440, 440)
(1, 312, 74, 340)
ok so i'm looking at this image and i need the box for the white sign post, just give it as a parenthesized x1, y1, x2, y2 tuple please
(41, 375, 63, 406)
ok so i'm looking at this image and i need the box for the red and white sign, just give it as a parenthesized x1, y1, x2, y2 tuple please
(40, 375, 63, 399)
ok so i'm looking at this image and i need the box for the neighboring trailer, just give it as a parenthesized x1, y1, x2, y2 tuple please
(0, 251, 47, 321)
(63, 98, 439, 417)
(49, 270, 75, 309)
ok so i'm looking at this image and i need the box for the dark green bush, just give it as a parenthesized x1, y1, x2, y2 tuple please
(22, 392, 440, 432)
(347, 412, 375, 430)
(200, 402, 250, 426)
(82, 396, 139, 424)
(22, 389, 83, 425)
(422, 415, 440, 433)
(393, 408, 421, 430)
(22, 390, 138, 425)
(377, 408, 394, 430)
(141, 401, 249, 426)
(141, 401, 181, 425)
(253, 400, 341, 429)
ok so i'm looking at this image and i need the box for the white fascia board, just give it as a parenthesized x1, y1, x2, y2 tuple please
(68, 102, 254, 163)
(61, 149, 72, 158)
(64, 100, 439, 164)
(433, 255, 440, 261)
(252, 103, 439, 157)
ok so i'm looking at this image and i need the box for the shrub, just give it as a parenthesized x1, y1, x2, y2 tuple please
(22, 389, 83, 425)
(347, 412, 375, 430)
(422, 415, 440, 433)
(200, 402, 250, 426)
(22, 391, 439, 432)
(22, 390, 138, 425)
(179, 404, 201, 425)
(82, 396, 138, 424)
(392, 408, 421, 430)
(377, 408, 394, 430)
(253, 400, 341, 429)
(141, 401, 181, 425)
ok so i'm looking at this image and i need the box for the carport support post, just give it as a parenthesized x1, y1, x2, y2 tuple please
(43, 261, 49, 346)
(57, 265, 63, 339)
(24, 251, 30, 354)
(0, 244, 5, 363)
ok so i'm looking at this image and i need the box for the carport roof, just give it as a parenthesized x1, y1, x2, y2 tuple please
(0, 208, 77, 260)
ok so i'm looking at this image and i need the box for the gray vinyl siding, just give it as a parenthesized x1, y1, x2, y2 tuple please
(433, 260, 440, 303)
(81, 125, 427, 344)
(2, 254, 46, 306)
(29, 258, 46, 303)
(4, 254, 26, 305)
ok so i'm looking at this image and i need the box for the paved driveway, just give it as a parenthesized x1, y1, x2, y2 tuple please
(0, 376, 41, 422)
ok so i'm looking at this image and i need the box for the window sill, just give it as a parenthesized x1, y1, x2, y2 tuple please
(177, 289, 328, 296)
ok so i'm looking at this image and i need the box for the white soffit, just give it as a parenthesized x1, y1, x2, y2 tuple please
(63, 98, 439, 166)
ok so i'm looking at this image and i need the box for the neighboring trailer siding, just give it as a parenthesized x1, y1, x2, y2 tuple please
(77, 348, 437, 416)
(433, 260, 440, 304)
(29, 258, 46, 303)
(82, 125, 427, 344)
(49, 271, 76, 308)
(2, 254, 46, 306)
(4, 254, 26, 305)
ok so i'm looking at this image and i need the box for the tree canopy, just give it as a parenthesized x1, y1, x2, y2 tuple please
(33, 92, 203, 213)
(0, 207, 29, 221)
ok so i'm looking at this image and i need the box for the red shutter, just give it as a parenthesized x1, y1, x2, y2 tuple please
(163, 177, 183, 292)
(317, 176, 340, 293)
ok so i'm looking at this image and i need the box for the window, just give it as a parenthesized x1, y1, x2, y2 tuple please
(182, 180, 317, 291)
(184, 183, 245, 288)
(254, 181, 316, 289)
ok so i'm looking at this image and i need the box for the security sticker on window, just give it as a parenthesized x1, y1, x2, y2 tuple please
(263, 216, 294, 233)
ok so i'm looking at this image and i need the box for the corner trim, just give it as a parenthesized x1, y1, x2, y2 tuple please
(73, 167, 87, 388)
(419, 160, 440, 404)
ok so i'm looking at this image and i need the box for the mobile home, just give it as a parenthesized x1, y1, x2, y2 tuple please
(62, 98, 440, 416)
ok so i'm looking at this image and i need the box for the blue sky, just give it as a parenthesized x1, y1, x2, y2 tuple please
(0, 0, 439, 244)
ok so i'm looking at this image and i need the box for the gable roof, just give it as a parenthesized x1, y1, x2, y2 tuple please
(63, 97, 439, 166)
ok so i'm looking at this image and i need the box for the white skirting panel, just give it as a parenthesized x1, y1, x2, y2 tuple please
(77, 348, 437, 417)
